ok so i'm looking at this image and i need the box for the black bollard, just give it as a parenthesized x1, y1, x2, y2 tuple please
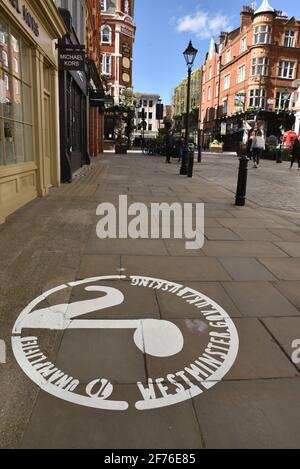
(235, 154, 249, 206)
(276, 147, 283, 163)
(180, 148, 188, 175)
(187, 150, 194, 178)
(198, 145, 202, 163)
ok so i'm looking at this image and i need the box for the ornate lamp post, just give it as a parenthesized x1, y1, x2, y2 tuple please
(180, 40, 198, 175)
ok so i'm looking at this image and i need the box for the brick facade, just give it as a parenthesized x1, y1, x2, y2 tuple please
(200, 1, 300, 149)
(86, 0, 104, 156)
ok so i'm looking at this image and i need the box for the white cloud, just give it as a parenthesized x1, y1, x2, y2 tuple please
(176, 10, 233, 39)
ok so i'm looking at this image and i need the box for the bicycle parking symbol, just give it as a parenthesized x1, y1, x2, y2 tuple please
(11, 275, 239, 411)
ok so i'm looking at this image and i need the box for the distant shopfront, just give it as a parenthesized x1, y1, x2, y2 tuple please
(0, 0, 66, 223)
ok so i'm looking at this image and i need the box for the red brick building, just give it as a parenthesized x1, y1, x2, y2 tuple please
(200, 0, 300, 150)
(100, 0, 136, 140)
(86, 0, 104, 156)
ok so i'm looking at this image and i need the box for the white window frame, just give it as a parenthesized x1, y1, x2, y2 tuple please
(275, 90, 291, 109)
(249, 88, 266, 108)
(237, 64, 246, 83)
(251, 57, 269, 77)
(101, 25, 112, 44)
(225, 48, 231, 64)
(223, 74, 230, 90)
(253, 25, 272, 45)
(284, 30, 296, 48)
(240, 36, 247, 53)
(222, 98, 228, 114)
(100, 0, 107, 12)
(209, 65, 212, 80)
(279, 60, 296, 79)
(215, 82, 219, 98)
(102, 53, 112, 76)
(207, 86, 211, 100)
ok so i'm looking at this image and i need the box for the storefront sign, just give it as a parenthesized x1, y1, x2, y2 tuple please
(8, 0, 39, 36)
(59, 45, 85, 71)
(12, 275, 239, 411)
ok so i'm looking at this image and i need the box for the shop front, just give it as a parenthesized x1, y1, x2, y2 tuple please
(0, 0, 66, 223)
(57, 9, 89, 183)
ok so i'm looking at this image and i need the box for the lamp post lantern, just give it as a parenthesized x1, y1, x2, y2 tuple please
(180, 40, 198, 175)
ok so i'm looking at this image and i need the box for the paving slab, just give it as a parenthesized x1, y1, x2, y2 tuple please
(218, 217, 296, 230)
(219, 257, 277, 281)
(230, 228, 282, 242)
(203, 241, 287, 258)
(258, 258, 300, 280)
(121, 256, 232, 281)
(222, 282, 299, 318)
(274, 242, 300, 257)
(163, 239, 205, 256)
(224, 318, 297, 380)
(274, 281, 300, 309)
(269, 229, 300, 242)
(204, 228, 241, 241)
(85, 238, 169, 256)
(76, 255, 121, 279)
(20, 385, 203, 449)
(193, 378, 300, 448)
(262, 317, 300, 371)
(157, 281, 241, 319)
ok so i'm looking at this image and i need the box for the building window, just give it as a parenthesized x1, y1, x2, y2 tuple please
(225, 48, 231, 64)
(251, 57, 269, 76)
(208, 86, 211, 100)
(240, 37, 247, 53)
(143, 99, 147, 107)
(275, 91, 291, 109)
(100, 0, 107, 12)
(279, 60, 296, 79)
(148, 124, 152, 131)
(284, 30, 296, 48)
(223, 99, 228, 114)
(149, 100, 153, 107)
(102, 53, 111, 75)
(253, 25, 272, 44)
(0, 18, 33, 166)
(214, 105, 218, 119)
(215, 82, 219, 98)
(209, 66, 212, 79)
(101, 25, 111, 44)
(149, 112, 153, 119)
(223, 74, 230, 90)
(203, 72, 206, 84)
(249, 89, 266, 108)
(237, 65, 246, 83)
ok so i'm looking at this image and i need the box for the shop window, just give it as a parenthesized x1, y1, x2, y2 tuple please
(249, 89, 266, 108)
(251, 57, 269, 76)
(253, 25, 272, 44)
(0, 17, 33, 166)
(279, 60, 296, 79)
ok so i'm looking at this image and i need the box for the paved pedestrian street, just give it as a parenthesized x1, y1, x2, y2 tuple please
(1, 153, 300, 449)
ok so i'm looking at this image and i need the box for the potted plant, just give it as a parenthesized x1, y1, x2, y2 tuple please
(209, 139, 224, 153)
(115, 128, 128, 155)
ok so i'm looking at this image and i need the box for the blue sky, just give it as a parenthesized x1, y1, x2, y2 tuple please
(133, 0, 298, 104)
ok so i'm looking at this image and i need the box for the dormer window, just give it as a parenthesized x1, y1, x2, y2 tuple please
(284, 30, 296, 48)
(254, 25, 272, 44)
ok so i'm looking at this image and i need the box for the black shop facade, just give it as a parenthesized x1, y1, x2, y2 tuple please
(57, 8, 88, 183)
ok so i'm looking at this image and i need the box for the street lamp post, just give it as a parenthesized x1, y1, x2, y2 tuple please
(180, 40, 198, 176)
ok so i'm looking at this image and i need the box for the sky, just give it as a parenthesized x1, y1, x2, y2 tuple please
(132, 0, 298, 105)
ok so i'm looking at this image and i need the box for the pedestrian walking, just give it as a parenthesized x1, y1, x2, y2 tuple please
(177, 136, 185, 162)
(251, 130, 265, 168)
(290, 137, 300, 170)
(166, 132, 173, 164)
(246, 130, 255, 160)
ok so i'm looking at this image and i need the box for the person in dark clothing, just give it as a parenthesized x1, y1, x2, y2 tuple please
(166, 132, 173, 164)
(177, 136, 185, 162)
(290, 138, 300, 169)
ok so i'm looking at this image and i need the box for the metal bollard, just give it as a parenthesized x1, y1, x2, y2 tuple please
(180, 148, 188, 175)
(187, 150, 194, 178)
(276, 148, 283, 163)
(235, 154, 249, 206)
(198, 145, 202, 163)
